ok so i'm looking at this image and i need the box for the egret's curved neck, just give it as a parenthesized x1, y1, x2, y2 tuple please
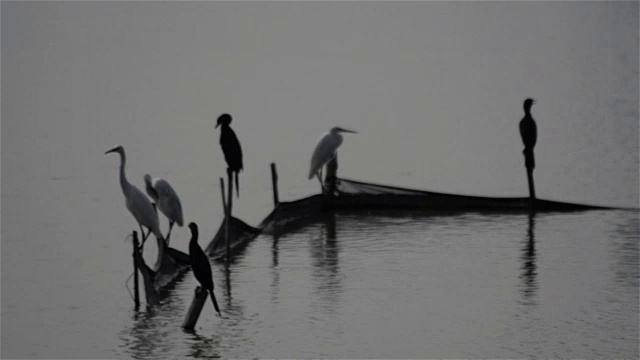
(118, 152, 130, 194)
(524, 106, 532, 116)
(145, 180, 156, 200)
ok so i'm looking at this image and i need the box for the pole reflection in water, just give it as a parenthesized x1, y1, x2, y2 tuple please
(224, 264, 232, 306)
(185, 330, 221, 359)
(217, 262, 248, 325)
(519, 212, 538, 306)
(309, 212, 342, 315)
(119, 296, 187, 359)
(611, 215, 640, 288)
(270, 232, 281, 304)
(272, 232, 280, 268)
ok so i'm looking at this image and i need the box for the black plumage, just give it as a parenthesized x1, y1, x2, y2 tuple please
(519, 98, 537, 169)
(188, 222, 221, 316)
(216, 114, 243, 197)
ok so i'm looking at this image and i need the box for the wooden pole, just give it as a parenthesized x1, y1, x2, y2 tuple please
(523, 148, 536, 209)
(271, 162, 279, 207)
(219, 177, 227, 217)
(526, 167, 536, 208)
(132, 231, 140, 308)
(226, 169, 233, 263)
(181, 286, 208, 330)
(325, 155, 338, 196)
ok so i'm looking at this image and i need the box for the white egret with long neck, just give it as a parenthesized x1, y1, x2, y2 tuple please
(144, 174, 184, 245)
(105, 145, 164, 272)
(308, 127, 357, 190)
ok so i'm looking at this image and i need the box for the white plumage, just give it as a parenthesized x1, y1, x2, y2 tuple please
(144, 174, 184, 244)
(308, 127, 356, 186)
(105, 145, 164, 272)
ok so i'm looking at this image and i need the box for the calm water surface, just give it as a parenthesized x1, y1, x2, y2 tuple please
(2, 2, 638, 359)
(110, 210, 639, 359)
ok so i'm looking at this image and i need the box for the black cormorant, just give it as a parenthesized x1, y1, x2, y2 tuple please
(519, 98, 537, 169)
(188, 222, 221, 316)
(216, 113, 243, 198)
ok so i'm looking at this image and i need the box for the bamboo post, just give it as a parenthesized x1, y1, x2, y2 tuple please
(271, 162, 279, 207)
(226, 169, 233, 263)
(325, 155, 338, 196)
(526, 167, 536, 205)
(219, 177, 227, 217)
(181, 286, 208, 330)
(132, 231, 140, 308)
(523, 148, 536, 209)
(135, 249, 161, 305)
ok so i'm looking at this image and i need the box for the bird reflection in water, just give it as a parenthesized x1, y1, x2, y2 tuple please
(309, 212, 342, 313)
(119, 299, 186, 359)
(185, 328, 222, 359)
(219, 263, 249, 324)
(519, 212, 538, 306)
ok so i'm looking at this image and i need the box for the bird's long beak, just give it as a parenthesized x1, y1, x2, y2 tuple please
(215, 122, 220, 129)
(105, 147, 118, 155)
(339, 128, 357, 134)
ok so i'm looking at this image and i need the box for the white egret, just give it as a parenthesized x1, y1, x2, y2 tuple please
(188, 222, 221, 316)
(105, 145, 164, 272)
(216, 113, 243, 198)
(519, 98, 537, 169)
(144, 174, 184, 245)
(308, 127, 357, 190)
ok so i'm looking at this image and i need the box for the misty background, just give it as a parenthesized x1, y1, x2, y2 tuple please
(2, 1, 638, 358)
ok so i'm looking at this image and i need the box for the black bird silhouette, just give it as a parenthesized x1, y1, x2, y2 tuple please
(188, 222, 221, 316)
(519, 98, 537, 169)
(216, 113, 243, 198)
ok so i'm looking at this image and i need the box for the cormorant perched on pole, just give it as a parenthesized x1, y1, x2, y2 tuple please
(519, 98, 537, 201)
(216, 113, 243, 198)
(188, 222, 221, 317)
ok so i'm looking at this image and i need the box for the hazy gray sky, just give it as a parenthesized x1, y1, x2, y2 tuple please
(3, 2, 637, 212)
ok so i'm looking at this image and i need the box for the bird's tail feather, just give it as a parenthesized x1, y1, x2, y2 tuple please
(209, 289, 221, 316)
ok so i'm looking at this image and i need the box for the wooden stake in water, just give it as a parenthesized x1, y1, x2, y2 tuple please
(219, 177, 227, 217)
(325, 155, 338, 196)
(526, 166, 536, 205)
(132, 231, 140, 308)
(523, 149, 536, 209)
(181, 286, 208, 330)
(271, 162, 279, 207)
(226, 169, 234, 263)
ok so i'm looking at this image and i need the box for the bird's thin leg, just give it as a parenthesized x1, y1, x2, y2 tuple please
(165, 221, 174, 246)
(139, 225, 148, 250)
